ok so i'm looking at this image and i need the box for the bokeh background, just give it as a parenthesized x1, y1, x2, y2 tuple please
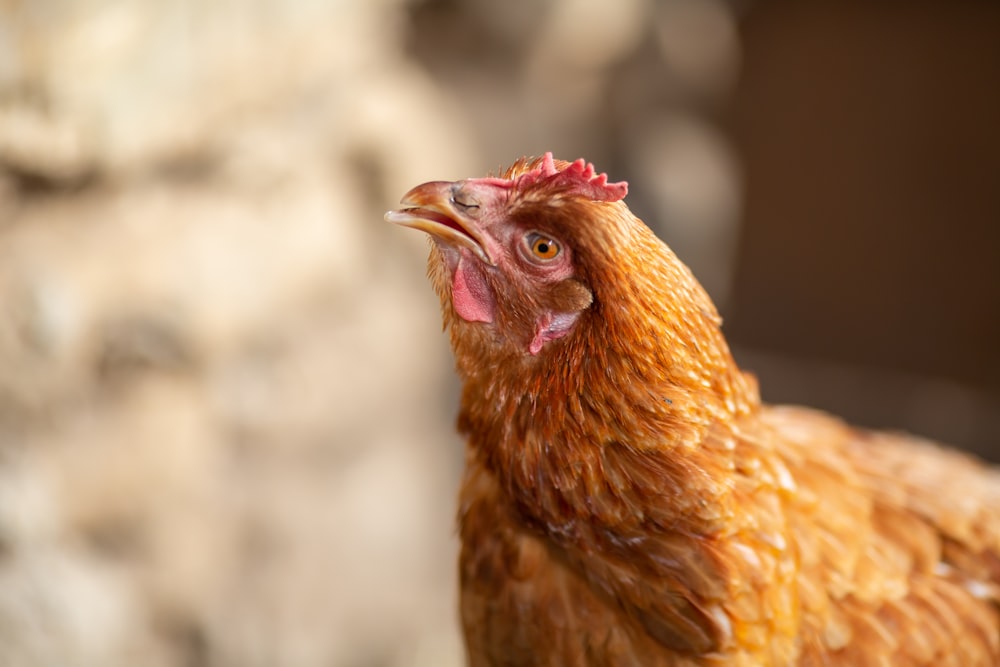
(0, 1, 997, 665)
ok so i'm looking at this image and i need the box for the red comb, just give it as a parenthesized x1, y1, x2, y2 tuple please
(515, 152, 628, 202)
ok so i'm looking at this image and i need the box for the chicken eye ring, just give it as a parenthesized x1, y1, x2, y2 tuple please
(524, 232, 561, 261)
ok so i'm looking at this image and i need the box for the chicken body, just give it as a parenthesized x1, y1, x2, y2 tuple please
(387, 154, 1000, 665)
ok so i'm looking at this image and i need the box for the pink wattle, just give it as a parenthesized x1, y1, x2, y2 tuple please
(452, 258, 495, 323)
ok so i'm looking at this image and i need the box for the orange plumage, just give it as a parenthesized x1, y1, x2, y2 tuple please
(386, 154, 1000, 665)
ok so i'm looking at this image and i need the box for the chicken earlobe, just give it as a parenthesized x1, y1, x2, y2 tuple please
(529, 311, 581, 355)
(528, 278, 594, 355)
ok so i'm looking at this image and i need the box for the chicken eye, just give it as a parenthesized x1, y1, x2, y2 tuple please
(526, 233, 561, 261)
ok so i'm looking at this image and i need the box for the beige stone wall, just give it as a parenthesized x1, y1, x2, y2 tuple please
(0, 2, 475, 665)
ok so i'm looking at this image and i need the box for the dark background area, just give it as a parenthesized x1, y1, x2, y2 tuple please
(729, 2, 1000, 460)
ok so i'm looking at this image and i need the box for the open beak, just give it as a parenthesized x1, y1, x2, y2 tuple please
(384, 181, 494, 266)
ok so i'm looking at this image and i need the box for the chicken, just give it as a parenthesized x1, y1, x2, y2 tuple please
(385, 153, 1000, 666)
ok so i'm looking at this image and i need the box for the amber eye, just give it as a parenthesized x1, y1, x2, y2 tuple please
(527, 233, 561, 260)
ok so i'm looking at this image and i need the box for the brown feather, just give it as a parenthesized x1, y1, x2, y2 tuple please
(390, 155, 1000, 665)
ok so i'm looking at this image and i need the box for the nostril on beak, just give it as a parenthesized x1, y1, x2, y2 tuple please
(450, 184, 480, 211)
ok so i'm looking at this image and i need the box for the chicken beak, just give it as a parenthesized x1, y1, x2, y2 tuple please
(384, 181, 494, 266)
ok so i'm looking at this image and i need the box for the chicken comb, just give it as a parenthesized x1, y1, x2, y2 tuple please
(514, 152, 628, 203)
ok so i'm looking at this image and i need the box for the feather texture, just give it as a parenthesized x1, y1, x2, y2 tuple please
(388, 154, 1000, 665)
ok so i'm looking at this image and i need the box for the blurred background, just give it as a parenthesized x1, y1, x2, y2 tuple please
(0, 0, 997, 665)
